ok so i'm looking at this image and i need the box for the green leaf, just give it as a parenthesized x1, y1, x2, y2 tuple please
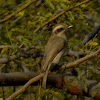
(45, 0, 55, 9)
(91, 83, 100, 97)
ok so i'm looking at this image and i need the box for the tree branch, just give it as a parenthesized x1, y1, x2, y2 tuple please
(0, 0, 36, 23)
(0, 72, 99, 99)
(6, 73, 44, 100)
(82, 22, 100, 45)
(61, 49, 100, 69)
(34, 0, 93, 32)
(10, 14, 26, 24)
(0, 45, 41, 51)
(0, 52, 43, 64)
(14, 61, 30, 72)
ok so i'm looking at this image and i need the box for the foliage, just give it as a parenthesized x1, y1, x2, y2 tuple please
(0, 0, 100, 99)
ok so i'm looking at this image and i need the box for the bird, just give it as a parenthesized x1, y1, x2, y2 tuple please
(42, 23, 73, 88)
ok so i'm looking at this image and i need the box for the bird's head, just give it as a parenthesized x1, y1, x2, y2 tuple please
(52, 23, 73, 35)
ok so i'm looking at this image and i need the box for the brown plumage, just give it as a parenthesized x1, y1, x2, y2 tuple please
(42, 24, 73, 88)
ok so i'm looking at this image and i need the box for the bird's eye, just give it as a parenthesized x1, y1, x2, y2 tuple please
(57, 28, 64, 32)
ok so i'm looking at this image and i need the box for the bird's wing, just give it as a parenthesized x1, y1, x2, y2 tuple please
(43, 35, 67, 71)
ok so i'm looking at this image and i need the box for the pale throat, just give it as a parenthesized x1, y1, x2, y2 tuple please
(57, 31, 67, 41)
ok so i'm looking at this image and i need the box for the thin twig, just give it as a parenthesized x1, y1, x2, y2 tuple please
(0, 0, 36, 23)
(5, 49, 100, 100)
(11, 14, 26, 24)
(61, 49, 100, 69)
(6, 73, 44, 100)
(14, 61, 30, 72)
(0, 45, 41, 50)
(34, 0, 93, 32)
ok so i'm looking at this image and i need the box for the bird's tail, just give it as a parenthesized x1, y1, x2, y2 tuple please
(42, 64, 51, 88)
(42, 69, 49, 88)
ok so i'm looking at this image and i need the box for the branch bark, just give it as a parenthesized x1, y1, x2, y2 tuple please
(6, 73, 44, 100)
(0, 72, 99, 99)
(61, 49, 100, 69)
(0, 52, 43, 64)
(0, 45, 41, 51)
(82, 23, 100, 45)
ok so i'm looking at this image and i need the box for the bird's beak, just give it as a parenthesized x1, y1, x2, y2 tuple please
(67, 25, 73, 29)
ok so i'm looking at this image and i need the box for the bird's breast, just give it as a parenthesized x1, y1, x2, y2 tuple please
(57, 34, 67, 42)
